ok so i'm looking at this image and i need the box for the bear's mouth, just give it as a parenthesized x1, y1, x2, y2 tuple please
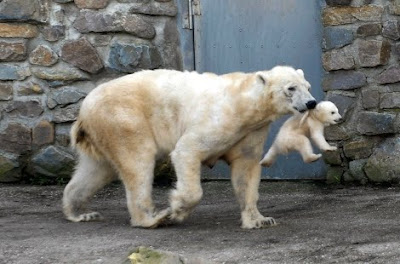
(294, 106, 306, 113)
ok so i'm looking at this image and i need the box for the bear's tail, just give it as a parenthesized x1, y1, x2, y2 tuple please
(70, 119, 102, 160)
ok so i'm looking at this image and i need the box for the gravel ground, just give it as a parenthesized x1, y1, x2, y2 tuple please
(1, 181, 400, 264)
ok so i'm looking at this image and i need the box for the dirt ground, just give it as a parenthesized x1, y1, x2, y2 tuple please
(1, 181, 400, 264)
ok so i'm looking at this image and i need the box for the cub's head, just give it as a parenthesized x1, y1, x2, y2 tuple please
(256, 66, 316, 115)
(314, 101, 342, 125)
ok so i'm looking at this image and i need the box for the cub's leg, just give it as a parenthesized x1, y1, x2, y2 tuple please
(259, 144, 279, 167)
(311, 129, 337, 152)
(63, 153, 117, 222)
(169, 136, 203, 222)
(227, 126, 277, 229)
(295, 135, 322, 163)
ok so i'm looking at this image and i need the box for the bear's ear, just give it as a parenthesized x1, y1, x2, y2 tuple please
(296, 69, 304, 77)
(256, 72, 268, 86)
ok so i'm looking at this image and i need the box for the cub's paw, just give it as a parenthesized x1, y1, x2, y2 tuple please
(324, 145, 337, 151)
(305, 154, 322, 163)
(259, 158, 273, 167)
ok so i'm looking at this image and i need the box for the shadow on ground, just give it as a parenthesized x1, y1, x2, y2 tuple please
(1, 181, 400, 263)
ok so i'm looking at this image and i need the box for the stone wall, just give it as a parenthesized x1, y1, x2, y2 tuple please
(0, 0, 182, 183)
(322, 0, 400, 184)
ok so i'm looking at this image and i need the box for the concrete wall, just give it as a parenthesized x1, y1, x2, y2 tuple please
(322, 0, 400, 184)
(0, 0, 182, 183)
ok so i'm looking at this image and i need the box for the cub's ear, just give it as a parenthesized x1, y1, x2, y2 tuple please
(296, 69, 304, 77)
(256, 72, 268, 86)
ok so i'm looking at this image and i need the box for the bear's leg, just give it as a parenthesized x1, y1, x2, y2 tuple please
(227, 126, 277, 229)
(169, 138, 203, 222)
(259, 144, 279, 167)
(63, 153, 117, 222)
(296, 135, 322, 163)
(116, 142, 170, 228)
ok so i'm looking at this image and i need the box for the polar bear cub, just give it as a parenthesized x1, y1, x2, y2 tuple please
(260, 101, 342, 167)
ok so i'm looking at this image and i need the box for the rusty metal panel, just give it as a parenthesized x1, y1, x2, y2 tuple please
(195, 0, 326, 179)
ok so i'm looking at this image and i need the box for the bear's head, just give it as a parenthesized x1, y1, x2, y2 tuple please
(256, 66, 316, 115)
(314, 101, 342, 125)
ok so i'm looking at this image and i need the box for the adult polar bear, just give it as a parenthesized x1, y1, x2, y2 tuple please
(63, 66, 316, 229)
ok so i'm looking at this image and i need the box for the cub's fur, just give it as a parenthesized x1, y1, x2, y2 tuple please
(260, 101, 342, 167)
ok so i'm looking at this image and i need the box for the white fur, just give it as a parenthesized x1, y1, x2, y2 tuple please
(260, 101, 342, 166)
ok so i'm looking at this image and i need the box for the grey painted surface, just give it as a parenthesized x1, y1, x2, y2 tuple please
(194, 0, 326, 179)
(176, 0, 195, 71)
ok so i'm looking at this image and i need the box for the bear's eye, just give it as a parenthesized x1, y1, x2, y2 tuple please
(288, 87, 296, 92)
(331, 111, 335, 115)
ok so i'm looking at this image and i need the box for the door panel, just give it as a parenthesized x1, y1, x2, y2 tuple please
(194, 0, 326, 179)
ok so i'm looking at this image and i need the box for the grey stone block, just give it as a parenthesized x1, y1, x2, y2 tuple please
(356, 111, 397, 135)
(323, 70, 367, 91)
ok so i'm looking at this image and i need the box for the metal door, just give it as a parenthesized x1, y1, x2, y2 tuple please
(187, 0, 325, 179)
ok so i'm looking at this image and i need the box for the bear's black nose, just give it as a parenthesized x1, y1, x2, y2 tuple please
(306, 100, 317, 109)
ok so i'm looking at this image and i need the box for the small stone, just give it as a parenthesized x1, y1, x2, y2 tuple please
(61, 38, 103, 74)
(33, 120, 54, 146)
(121, 14, 156, 39)
(31, 64, 90, 82)
(361, 88, 379, 109)
(108, 41, 162, 73)
(325, 92, 356, 118)
(0, 0, 49, 23)
(376, 66, 400, 85)
(357, 111, 397, 135)
(87, 34, 112, 47)
(325, 0, 352, 6)
(348, 159, 368, 184)
(323, 27, 354, 50)
(322, 49, 354, 71)
(389, 0, 400, 15)
(356, 23, 382, 38)
(30, 146, 75, 178)
(74, 0, 109, 9)
(0, 40, 27, 62)
(29, 45, 58, 66)
(325, 125, 350, 141)
(73, 10, 123, 33)
(0, 23, 38, 38)
(0, 154, 22, 183)
(364, 137, 400, 183)
(380, 92, 400, 109)
(47, 86, 86, 109)
(0, 82, 13, 100)
(5, 100, 44, 118)
(55, 124, 72, 147)
(41, 25, 65, 42)
(323, 70, 367, 91)
(54, 0, 73, 3)
(323, 6, 384, 26)
(358, 39, 390, 68)
(322, 149, 342, 165)
(382, 20, 400, 40)
(0, 122, 31, 154)
(0, 64, 31, 81)
(343, 138, 379, 160)
(16, 81, 44, 96)
(52, 103, 81, 123)
(395, 43, 400, 59)
(129, 1, 178, 16)
(326, 166, 343, 184)
(0, 154, 20, 183)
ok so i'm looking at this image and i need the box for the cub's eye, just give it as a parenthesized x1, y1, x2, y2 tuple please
(288, 87, 296, 92)
(331, 111, 335, 115)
